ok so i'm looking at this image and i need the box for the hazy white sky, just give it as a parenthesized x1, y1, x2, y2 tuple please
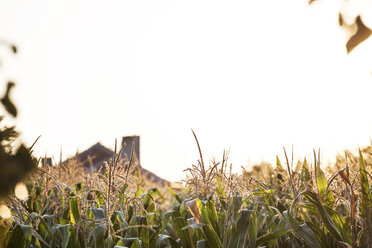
(0, 0, 372, 181)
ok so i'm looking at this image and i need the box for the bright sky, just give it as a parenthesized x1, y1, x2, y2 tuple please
(0, 0, 372, 181)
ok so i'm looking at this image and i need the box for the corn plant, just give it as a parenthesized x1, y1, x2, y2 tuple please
(1, 134, 372, 247)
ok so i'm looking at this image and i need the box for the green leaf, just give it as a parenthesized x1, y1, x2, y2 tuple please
(196, 240, 207, 248)
(316, 165, 335, 208)
(161, 211, 174, 232)
(301, 158, 311, 183)
(59, 225, 70, 248)
(171, 210, 194, 248)
(52, 224, 70, 248)
(73, 183, 84, 194)
(227, 210, 252, 248)
(116, 238, 142, 248)
(283, 210, 322, 248)
(69, 197, 81, 224)
(256, 226, 290, 246)
(167, 185, 182, 204)
(301, 190, 344, 242)
(216, 176, 226, 209)
(112, 211, 128, 237)
(6, 225, 25, 247)
(274, 155, 287, 188)
(91, 208, 105, 220)
(93, 224, 105, 248)
(358, 150, 372, 246)
(127, 205, 134, 223)
(68, 224, 85, 248)
(0, 221, 10, 248)
(247, 211, 258, 248)
(155, 234, 181, 248)
(142, 193, 155, 212)
(140, 216, 149, 248)
(201, 224, 222, 248)
(243, 210, 255, 247)
(94, 190, 105, 207)
(324, 205, 352, 244)
(316, 165, 326, 197)
(205, 200, 220, 238)
(182, 223, 205, 230)
(359, 150, 372, 213)
(28, 212, 54, 240)
(20, 224, 33, 247)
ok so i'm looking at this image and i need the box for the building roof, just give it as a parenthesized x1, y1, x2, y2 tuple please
(76, 142, 114, 171)
(69, 141, 169, 186)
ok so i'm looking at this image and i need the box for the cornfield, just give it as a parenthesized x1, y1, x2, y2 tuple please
(1, 135, 372, 248)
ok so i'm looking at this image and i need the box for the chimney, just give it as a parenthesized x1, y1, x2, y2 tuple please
(40, 157, 53, 167)
(121, 136, 140, 164)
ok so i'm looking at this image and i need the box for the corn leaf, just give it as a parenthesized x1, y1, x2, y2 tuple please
(302, 190, 344, 242)
(140, 216, 150, 248)
(91, 208, 105, 220)
(256, 224, 290, 246)
(52, 224, 70, 248)
(112, 211, 128, 237)
(155, 234, 180, 248)
(247, 211, 258, 248)
(227, 209, 252, 248)
(324, 205, 352, 244)
(69, 197, 81, 224)
(6, 225, 26, 247)
(316, 165, 335, 207)
(205, 200, 220, 238)
(283, 210, 322, 248)
(171, 210, 194, 248)
(196, 240, 207, 248)
(359, 150, 372, 213)
(166, 185, 182, 204)
(201, 224, 222, 248)
(116, 237, 142, 248)
(93, 224, 105, 248)
(0, 221, 10, 248)
(275, 155, 287, 185)
(161, 211, 174, 231)
(301, 158, 311, 183)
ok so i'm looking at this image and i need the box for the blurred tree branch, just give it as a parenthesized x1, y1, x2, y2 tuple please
(310, 0, 372, 53)
(0, 41, 37, 201)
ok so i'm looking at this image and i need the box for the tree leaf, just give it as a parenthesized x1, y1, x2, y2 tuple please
(1, 81, 17, 117)
(346, 16, 372, 53)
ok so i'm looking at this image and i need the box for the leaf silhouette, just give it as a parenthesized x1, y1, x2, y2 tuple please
(339, 13, 344, 26)
(346, 16, 372, 53)
(0, 144, 36, 200)
(11, 44, 17, 54)
(1, 81, 17, 117)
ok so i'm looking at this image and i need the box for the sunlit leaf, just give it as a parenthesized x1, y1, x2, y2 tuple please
(359, 150, 372, 213)
(1, 81, 17, 117)
(69, 197, 81, 224)
(346, 16, 372, 53)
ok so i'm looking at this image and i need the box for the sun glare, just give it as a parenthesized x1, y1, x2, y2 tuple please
(14, 182, 29, 201)
(0, 205, 11, 219)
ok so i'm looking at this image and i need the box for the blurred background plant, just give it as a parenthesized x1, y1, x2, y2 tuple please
(309, 0, 372, 54)
(0, 41, 37, 203)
